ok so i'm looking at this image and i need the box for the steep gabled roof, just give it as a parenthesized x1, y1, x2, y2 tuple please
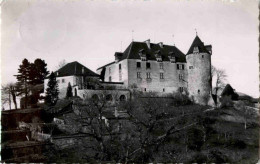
(97, 40, 186, 70)
(121, 41, 186, 62)
(187, 35, 210, 55)
(221, 84, 235, 96)
(53, 61, 99, 77)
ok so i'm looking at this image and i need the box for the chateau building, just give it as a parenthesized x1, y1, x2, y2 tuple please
(96, 35, 212, 104)
(44, 61, 130, 102)
(44, 35, 212, 105)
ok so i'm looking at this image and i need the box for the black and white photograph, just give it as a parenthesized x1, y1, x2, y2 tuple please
(1, 0, 259, 162)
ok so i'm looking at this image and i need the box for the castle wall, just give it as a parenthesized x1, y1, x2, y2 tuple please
(98, 60, 128, 86)
(77, 89, 130, 103)
(186, 53, 211, 104)
(127, 59, 187, 93)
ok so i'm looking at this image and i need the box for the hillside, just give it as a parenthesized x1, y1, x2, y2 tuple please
(1, 97, 259, 163)
(43, 98, 259, 163)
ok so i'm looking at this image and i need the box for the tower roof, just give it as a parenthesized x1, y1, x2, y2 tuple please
(187, 35, 210, 55)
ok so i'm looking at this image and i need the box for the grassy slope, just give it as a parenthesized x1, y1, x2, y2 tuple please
(174, 106, 259, 163)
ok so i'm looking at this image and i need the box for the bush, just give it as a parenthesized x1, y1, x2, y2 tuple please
(227, 138, 246, 149)
(220, 96, 233, 108)
(190, 153, 208, 163)
(171, 93, 192, 106)
(209, 149, 231, 163)
(187, 127, 204, 151)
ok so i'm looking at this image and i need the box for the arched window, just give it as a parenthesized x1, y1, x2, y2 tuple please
(92, 94, 99, 101)
(119, 95, 126, 101)
(106, 94, 113, 101)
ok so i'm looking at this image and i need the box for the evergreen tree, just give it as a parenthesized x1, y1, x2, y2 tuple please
(29, 59, 49, 85)
(16, 58, 31, 108)
(66, 82, 73, 98)
(45, 72, 59, 106)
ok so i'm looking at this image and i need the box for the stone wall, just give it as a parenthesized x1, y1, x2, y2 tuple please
(77, 89, 131, 102)
(44, 76, 75, 99)
(127, 59, 187, 93)
(97, 60, 129, 86)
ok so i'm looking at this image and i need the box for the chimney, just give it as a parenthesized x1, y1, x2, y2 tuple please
(159, 42, 163, 48)
(145, 39, 150, 49)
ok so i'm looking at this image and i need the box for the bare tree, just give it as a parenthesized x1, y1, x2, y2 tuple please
(234, 100, 255, 130)
(1, 83, 18, 110)
(52, 91, 207, 162)
(56, 59, 67, 70)
(211, 65, 227, 104)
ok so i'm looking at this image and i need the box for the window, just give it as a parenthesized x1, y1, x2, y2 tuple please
(179, 74, 183, 81)
(109, 76, 112, 82)
(137, 72, 141, 78)
(179, 87, 184, 93)
(119, 64, 121, 70)
(160, 73, 164, 79)
(144, 88, 146, 92)
(193, 46, 199, 53)
(202, 55, 204, 58)
(119, 95, 126, 101)
(146, 62, 151, 69)
(163, 88, 165, 92)
(109, 67, 111, 74)
(177, 64, 184, 70)
(137, 62, 141, 68)
(198, 89, 200, 94)
(170, 56, 176, 63)
(159, 63, 163, 69)
(189, 66, 194, 69)
(146, 72, 151, 79)
(57, 79, 60, 83)
(141, 56, 146, 61)
(62, 79, 65, 83)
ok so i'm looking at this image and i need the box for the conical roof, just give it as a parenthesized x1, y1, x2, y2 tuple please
(187, 35, 210, 55)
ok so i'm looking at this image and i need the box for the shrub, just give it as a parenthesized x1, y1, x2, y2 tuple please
(227, 138, 246, 149)
(187, 127, 204, 151)
(220, 96, 233, 108)
(190, 153, 208, 163)
(171, 93, 192, 106)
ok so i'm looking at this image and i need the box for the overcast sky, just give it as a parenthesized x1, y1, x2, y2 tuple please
(1, 0, 259, 97)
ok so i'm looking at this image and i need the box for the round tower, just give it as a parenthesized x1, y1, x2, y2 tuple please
(186, 36, 212, 105)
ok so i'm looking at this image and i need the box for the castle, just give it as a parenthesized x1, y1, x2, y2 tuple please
(44, 35, 213, 105)
(96, 35, 212, 104)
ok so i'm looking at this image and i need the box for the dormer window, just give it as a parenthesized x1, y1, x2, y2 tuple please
(170, 56, 176, 63)
(139, 49, 147, 61)
(169, 52, 176, 63)
(158, 42, 163, 48)
(193, 46, 199, 53)
(155, 50, 162, 62)
(145, 39, 151, 49)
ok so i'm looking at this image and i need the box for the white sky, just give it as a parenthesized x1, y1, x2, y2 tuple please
(1, 0, 259, 97)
